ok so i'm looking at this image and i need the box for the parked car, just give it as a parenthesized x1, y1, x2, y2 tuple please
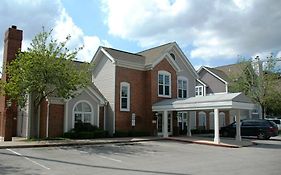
(220, 119, 278, 139)
(265, 118, 281, 130)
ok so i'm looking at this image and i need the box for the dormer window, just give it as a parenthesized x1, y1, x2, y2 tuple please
(195, 86, 204, 96)
(170, 53, 175, 60)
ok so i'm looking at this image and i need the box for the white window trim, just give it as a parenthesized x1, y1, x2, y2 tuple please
(120, 82, 130, 111)
(195, 86, 204, 96)
(177, 76, 188, 99)
(158, 70, 171, 98)
(72, 100, 94, 128)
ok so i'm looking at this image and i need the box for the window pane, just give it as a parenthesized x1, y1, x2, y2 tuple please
(122, 86, 128, 97)
(165, 75, 169, 85)
(75, 114, 82, 123)
(165, 85, 169, 95)
(159, 85, 163, 95)
(159, 74, 163, 84)
(183, 90, 187, 98)
(183, 81, 187, 90)
(178, 80, 183, 89)
(178, 89, 182, 98)
(121, 98, 127, 109)
(82, 103, 91, 112)
(84, 114, 91, 123)
(74, 103, 82, 112)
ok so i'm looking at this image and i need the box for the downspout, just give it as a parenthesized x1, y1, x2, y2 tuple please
(104, 101, 108, 130)
(26, 94, 32, 138)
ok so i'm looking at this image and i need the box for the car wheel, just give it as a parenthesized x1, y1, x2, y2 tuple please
(257, 132, 266, 139)
(222, 131, 228, 137)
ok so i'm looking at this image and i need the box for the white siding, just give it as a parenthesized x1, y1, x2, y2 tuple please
(92, 55, 116, 134)
(174, 55, 197, 97)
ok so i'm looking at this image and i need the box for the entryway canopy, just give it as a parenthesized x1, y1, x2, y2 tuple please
(152, 93, 255, 144)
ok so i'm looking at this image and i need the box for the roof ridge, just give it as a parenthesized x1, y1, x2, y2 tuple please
(137, 42, 175, 54)
(102, 47, 144, 57)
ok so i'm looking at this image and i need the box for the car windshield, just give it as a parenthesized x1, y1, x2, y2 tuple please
(269, 121, 278, 127)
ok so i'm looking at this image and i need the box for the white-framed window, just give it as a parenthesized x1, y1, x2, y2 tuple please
(120, 82, 130, 111)
(178, 78, 188, 98)
(74, 101, 93, 125)
(158, 71, 171, 97)
(195, 86, 204, 96)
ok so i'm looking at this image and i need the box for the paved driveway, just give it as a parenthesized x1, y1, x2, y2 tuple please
(0, 139, 280, 175)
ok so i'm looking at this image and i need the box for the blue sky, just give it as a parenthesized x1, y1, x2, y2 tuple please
(1, 0, 281, 70)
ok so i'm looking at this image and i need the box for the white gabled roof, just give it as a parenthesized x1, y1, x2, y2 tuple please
(152, 93, 255, 111)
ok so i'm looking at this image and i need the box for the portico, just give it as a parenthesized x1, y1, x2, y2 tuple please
(152, 93, 255, 144)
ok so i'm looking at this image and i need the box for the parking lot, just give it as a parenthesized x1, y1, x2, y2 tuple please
(0, 139, 281, 175)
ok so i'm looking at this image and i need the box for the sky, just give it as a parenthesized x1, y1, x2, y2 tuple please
(0, 0, 281, 71)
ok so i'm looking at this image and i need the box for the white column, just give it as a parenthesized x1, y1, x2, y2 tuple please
(236, 110, 242, 141)
(214, 108, 220, 144)
(163, 110, 168, 137)
(187, 112, 192, 137)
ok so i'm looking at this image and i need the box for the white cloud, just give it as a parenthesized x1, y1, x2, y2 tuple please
(102, 0, 281, 63)
(0, 0, 110, 72)
(52, 9, 110, 62)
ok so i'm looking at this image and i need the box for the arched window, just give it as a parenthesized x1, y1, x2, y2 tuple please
(170, 53, 176, 60)
(219, 112, 226, 127)
(120, 82, 130, 111)
(74, 101, 92, 125)
(198, 111, 206, 129)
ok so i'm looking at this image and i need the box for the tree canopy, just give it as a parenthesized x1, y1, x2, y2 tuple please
(3, 29, 91, 108)
(229, 55, 281, 118)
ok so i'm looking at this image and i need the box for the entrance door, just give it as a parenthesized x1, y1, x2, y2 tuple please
(177, 112, 187, 135)
(157, 112, 173, 136)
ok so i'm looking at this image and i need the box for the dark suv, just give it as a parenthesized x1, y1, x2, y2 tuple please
(220, 119, 278, 139)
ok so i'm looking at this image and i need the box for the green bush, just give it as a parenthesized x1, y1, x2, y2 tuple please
(63, 123, 108, 139)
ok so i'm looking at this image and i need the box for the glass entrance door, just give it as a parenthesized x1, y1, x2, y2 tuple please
(157, 112, 173, 136)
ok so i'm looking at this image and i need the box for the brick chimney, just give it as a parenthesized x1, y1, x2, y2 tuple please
(0, 25, 23, 141)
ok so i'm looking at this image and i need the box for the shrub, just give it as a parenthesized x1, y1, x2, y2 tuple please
(63, 123, 108, 139)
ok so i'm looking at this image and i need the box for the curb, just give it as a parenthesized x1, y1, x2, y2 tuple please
(0, 138, 165, 149)
(166, 138, 244, 148)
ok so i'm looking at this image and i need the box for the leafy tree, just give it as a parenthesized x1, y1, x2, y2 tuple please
(229, 55, 281, 119)
(3, 29, 91, 136)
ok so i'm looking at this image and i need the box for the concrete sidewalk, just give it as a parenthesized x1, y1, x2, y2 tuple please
(168, 136, 254, 148)
(0, 136, 255, 149)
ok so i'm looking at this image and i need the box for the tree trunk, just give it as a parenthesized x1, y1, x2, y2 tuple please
(261, 105, 265, 119)
(32, 103, 40, 139)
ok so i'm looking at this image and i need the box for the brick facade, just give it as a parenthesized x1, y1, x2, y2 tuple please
(0, 26, 22, 141)
(99, 106, 104, 129)
(114, 58, 177, 134)
(115, 66, 147, 132)
(48, 104, 64, 137)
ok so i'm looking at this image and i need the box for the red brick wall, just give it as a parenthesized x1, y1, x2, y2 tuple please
(114, 58, 177, 134)
(115, 66, 147, 132)
(99, 106, 104, 129)
(0, 26, 22, 141)
(48, 104, 64, 137)
(146, 58, 177, 134)
(39, 100, 48, 138)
